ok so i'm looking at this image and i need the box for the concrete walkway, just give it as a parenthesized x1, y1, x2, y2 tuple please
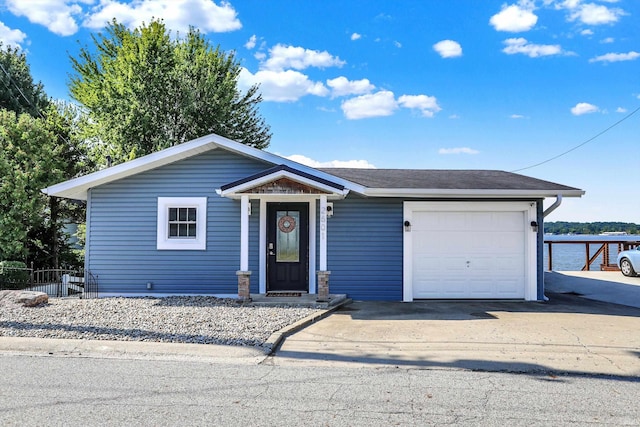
(544, 270, 640, 308)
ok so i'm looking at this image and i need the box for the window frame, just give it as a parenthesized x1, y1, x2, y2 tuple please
(157, 197, 207, 250)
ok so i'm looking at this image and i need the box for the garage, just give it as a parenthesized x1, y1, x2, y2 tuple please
(403, 201, 538, 301)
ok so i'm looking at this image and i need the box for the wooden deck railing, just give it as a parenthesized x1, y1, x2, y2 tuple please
(544, 239, 640, 271)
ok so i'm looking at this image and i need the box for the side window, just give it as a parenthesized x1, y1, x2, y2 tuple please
(168, 207, 197, 238)
(157, 197, 207, 250)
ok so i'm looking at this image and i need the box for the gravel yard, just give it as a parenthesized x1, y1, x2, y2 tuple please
(0, 296, 323, 349)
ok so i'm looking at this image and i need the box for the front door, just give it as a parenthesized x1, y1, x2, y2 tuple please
(267, 203, 309, 292)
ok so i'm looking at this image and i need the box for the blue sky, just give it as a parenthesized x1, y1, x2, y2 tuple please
(1, 0, 638, 223)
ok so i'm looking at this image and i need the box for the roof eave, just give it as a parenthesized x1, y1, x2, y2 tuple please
(42, 136, 218, 200)
(362, 188, 586, 198)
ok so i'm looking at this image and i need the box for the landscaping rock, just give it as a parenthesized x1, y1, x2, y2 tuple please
(0, 295, 321, 349)
(0, 290, 48, 307)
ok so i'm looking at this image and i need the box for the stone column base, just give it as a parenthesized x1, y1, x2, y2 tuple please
(316, 270, 331, 302)
(236, 270, 252, 302)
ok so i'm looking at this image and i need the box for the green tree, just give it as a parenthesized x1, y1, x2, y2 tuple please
(0, 105, 87, 268)
(69, 19, 271, 164)
(0, 42, 49, 117)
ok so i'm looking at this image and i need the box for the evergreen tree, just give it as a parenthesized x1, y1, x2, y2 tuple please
(0, 42, 49, 117)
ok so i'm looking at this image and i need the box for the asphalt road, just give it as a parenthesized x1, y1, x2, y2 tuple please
(1, 354, 638, 426)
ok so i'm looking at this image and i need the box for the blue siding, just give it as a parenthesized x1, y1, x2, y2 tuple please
(324, 196, 404, 301)
(87, 150, 268, 295)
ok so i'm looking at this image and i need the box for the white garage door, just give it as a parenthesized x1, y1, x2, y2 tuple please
(404, 202, 535, 300)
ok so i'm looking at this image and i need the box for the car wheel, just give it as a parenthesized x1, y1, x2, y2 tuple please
(620, 258, 636, 277)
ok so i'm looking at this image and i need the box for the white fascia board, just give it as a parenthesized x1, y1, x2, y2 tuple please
(363, 188, 585, 198)
(42, 132, 366, 200)
(43, 136, 217, 200)
(219, 169, 350, 198)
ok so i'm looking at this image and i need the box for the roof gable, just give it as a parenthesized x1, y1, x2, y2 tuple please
(218, 164, 349, 199)
(42, 133, 361, 200)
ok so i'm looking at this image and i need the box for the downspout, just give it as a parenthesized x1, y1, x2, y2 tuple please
(540, 194, 562, 302)
(543, 194, 562, 217)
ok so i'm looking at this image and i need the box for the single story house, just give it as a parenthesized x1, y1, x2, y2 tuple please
(43, 133, 584, 301)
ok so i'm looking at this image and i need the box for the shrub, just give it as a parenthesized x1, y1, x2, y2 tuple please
(0, 260, 30, 289)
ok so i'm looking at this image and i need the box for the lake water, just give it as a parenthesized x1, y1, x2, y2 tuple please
(543, 234, 640, 271)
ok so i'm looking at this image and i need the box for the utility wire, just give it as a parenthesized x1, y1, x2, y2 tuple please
(0, 59, 89, 163)
(0, 61, 46, 120)
(511, 105, 640, 172)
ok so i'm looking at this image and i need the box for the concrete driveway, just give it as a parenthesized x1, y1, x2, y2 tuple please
(273, 293, 640, 377)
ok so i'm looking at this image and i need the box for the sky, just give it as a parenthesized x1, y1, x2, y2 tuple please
(0, 0, 638, 223)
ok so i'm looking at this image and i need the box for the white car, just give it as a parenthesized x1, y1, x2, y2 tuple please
(617, 247, 640, 277)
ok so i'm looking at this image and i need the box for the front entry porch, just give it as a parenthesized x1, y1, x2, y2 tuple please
(217, 165, 350, 302)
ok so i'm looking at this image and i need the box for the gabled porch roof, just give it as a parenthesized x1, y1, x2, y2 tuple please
(217, 164, 350, 200)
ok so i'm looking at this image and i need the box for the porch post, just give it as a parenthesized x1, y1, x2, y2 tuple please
(237, 195, 251, 301)
(317, 195, 330, 301)
(319, 195, 327, 270)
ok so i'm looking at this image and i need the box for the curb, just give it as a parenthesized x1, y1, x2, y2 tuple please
(264, 298, 352, 354)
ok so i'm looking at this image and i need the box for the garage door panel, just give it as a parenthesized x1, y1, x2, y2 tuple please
(495, 212, 525, 231)
(410, 208, 527, 299)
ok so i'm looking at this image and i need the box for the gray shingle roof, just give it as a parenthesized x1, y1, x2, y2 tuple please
(317, 168, 581, 192)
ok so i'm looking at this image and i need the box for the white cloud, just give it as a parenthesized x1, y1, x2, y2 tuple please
(600, 37, 614, 44)
(448, 114, 460, 119)
(580, 29, 594, 36)
(433, 40, 462, 58)
(438, 147, 480, 155)
(568, 3, 625, 25)
(502, 38, 563, 57)
(83, 0, 242, 34)
(0, 21, 27, 48)
(510, 114, 526, 119)
(262, 44, 345, 71)
(285, 154, 375, 169)
(571, 102, 599, 115)
(350, 32, 361, 41)
(6, 0, 82, 36)
(589, 51, 639, 63)
(341, 91, 398, 120)
(326, 77, 375, 98)
(489, 3, 538, 32)
(238, 68, 328, 102)
(397, 94, 441, 118)
(616, 107, 627, 113)
(245, 34, 257, 49)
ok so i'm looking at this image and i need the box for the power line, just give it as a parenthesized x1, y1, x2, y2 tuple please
(0, 58, 88, 163)
(511, 105, 640, 173)
(0, 61, 46, 120)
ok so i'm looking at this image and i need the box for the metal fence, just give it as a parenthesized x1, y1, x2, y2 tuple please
(0, 267, 99, 298)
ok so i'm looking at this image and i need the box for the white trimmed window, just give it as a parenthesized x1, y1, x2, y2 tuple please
(157, 197, 207, 250)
